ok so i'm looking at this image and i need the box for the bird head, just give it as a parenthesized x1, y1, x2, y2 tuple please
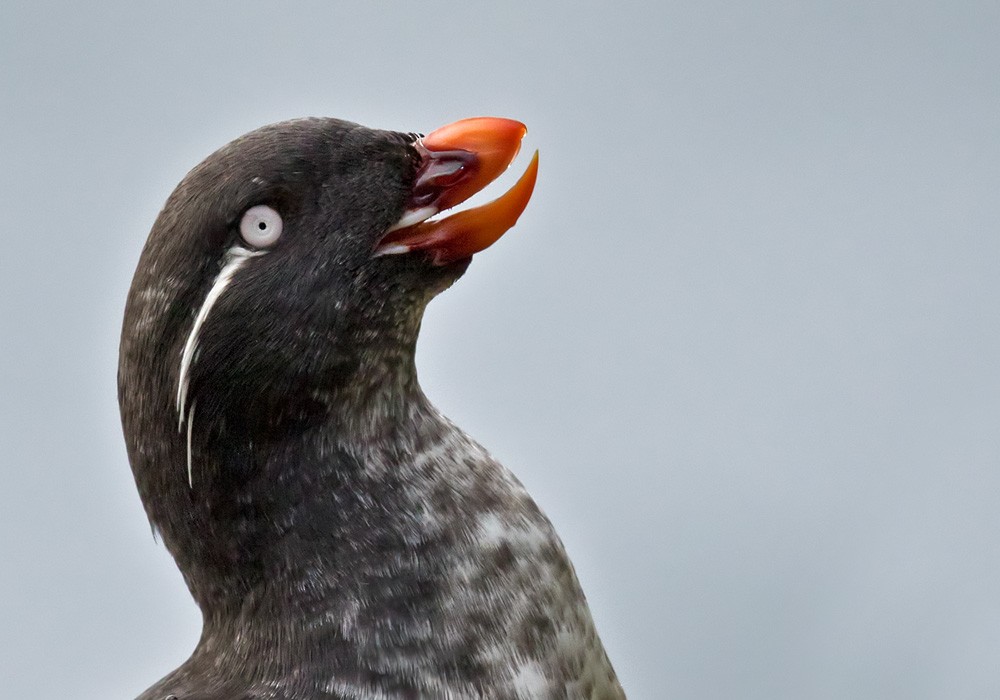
(121, 116, 536, 430)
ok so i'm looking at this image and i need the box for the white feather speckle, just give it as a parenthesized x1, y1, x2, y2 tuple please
(511, 660, 550, 699)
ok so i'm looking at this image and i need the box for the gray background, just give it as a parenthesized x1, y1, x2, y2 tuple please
(2, 1, 999, 698)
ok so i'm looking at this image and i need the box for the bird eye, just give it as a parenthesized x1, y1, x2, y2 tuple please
(239, 205, 283, 248)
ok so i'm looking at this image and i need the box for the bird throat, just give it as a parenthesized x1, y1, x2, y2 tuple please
(181, 371, 436, 598)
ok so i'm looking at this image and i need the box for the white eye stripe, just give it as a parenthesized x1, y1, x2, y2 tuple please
(240, 204, 283, 248)
(176, 245, 264, 431)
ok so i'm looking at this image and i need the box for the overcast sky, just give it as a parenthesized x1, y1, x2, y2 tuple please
(2, 2, 1000, 698)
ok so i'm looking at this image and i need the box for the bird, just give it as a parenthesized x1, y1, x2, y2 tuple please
(118, 116, 624, 699)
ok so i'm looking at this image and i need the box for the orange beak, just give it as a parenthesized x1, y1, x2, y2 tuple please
(376, 117, 539, 265)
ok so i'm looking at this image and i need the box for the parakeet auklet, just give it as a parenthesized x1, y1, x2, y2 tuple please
(118, 116, 624, 699)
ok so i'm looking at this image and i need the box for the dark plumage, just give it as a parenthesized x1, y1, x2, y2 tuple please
(118, 117, 623, 699)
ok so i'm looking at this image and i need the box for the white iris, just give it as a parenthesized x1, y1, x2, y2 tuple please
(239, 204, 283, 248)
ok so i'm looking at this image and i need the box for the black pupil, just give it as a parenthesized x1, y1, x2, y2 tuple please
(258, 221, 267, 230)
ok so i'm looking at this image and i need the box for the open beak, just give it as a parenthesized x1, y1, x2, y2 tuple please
(376, 117, 539, 265)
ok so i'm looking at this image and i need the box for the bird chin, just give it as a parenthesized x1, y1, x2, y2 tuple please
(425, 255, 473, 294)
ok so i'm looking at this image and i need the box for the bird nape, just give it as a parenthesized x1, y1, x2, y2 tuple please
(118, 116, 624, 699)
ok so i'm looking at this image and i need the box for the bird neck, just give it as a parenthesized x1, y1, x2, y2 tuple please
(157, 358, 456, 622)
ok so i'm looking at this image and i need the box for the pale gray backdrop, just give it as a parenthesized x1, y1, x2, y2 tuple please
(2, 2, 999, 698)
